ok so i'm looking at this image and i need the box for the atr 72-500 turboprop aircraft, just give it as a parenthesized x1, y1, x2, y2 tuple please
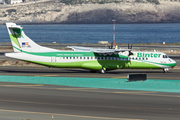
(5, 23, 176, 73)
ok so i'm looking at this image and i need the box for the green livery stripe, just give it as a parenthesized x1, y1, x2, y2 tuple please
(132, 59, 176, 68)
(25, 60, 102, 70)
(12, 28, 23, 34)
(10, 34, 21, 48)
(24, 59, 129, 70)
(125, 61, 161, 69)
(24, 57, 170, 70)
(146, 60, 177, 67)
(9, 28, 23, 48)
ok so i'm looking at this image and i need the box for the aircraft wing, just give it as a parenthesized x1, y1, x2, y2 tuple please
(67, 46, 132, 53)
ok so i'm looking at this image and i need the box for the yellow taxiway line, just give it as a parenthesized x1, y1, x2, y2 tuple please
(0, 108, 146, 120)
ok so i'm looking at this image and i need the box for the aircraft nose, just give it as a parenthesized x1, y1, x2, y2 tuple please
(170, 59, 177, 67)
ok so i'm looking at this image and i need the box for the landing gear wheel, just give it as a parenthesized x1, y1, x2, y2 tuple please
(163, 68, 169, 73)
(90, 70, 97, 73)
(99, 68, 106, 74)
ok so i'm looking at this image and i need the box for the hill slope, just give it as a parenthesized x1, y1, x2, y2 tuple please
(0, 1, 180, 23)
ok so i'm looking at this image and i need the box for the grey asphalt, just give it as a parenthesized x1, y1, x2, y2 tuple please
(0, 82, 180, 120)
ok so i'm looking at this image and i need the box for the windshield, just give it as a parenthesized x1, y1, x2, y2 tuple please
(163, 55, 169, 58)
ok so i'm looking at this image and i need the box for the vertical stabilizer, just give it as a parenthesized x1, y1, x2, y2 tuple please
(6, 23, 23, 52)
(6, 23, 59, 52)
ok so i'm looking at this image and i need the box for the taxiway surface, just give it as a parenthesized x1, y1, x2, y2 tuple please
(0, 82, 180, 120)
(0, 66, 179, 80)
(0, 66, 179, 120)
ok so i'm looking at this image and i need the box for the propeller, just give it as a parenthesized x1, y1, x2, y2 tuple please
(108, 42, 113, 49)
(128, 43, 133, 49)
(129, 51, 133, 56)
(128, 43, 134, 64)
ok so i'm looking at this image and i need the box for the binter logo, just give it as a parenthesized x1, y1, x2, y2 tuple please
(22, 42, 31, 48)
(137, 53, 161, 58)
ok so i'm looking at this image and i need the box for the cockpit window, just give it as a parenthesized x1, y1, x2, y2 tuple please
(163, 55, 169, 58)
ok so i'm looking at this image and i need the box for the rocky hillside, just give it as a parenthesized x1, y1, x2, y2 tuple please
(0, 1, 180, 23)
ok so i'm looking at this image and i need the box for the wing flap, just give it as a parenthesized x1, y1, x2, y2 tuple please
(67, 46, 132, 53)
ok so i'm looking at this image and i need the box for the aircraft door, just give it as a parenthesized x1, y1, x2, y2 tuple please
(51, 56, 56, 65)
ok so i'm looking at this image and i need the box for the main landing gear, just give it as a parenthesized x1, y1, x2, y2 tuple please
(99, 69, 105, 74)
(99, 68, 106, 74)
(163, 68, 169, 73)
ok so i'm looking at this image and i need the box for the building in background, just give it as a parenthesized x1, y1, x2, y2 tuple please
(10, 0, 22, 4)
(3, 0, 22, 4)
(0, 0, 4, 4)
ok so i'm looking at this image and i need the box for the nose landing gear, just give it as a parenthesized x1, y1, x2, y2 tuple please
(163, 68, 169, 73)
(99, 68, 106, 74)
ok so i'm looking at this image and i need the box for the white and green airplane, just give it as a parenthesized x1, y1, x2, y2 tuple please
(5, 23, 176, 73)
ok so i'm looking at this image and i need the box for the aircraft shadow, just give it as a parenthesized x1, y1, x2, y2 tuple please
(0, 68, 166, 74)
